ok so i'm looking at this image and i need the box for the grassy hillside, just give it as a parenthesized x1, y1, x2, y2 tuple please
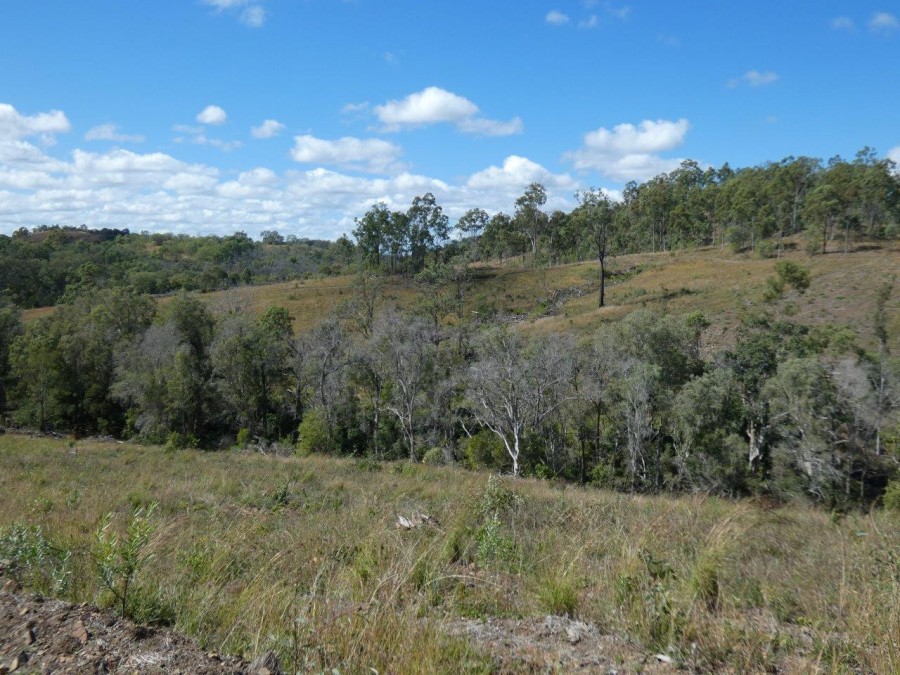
(1, 435, 898, 672)
(25, 238, 898, 353)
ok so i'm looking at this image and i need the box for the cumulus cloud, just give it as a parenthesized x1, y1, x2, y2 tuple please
(563, 118, 690, 182)
(251, 119, 285, 139)
(0, 102, 580, 239)
(290, 135, 405, 174)
(869, 11, 899, 33)
(0, 103, 71, 140)
(197, 105, 228, 125)
(84, 124, 145, 143)
(372, 86, 523, 136)
(546, 10, 570, 25)
(467, 155, 576, 193)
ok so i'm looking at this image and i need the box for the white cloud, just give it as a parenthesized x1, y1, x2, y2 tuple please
(728, 70, 779, 88)
(372, 86, 523, 136)
(84, 123, 145, 143)
(467, 155, 576, 193)
(563, 118, 690, 182)
(869, 11, 899, 33)
(578, 15, 599, 29)
(291, 135, 404, 174)
(197, 105, 228, 125)
(240, 6, 266, 27)
(251, 119, 285, 139)
(546, 10, 570, 25)
(375, 87, 477, 128)
(888, 147, 900, 172)
(0, 103, 71, 141)
(831, 16, 854, 30)
(0, 102, 581, 239)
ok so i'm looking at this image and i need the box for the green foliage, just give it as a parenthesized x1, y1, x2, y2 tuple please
(0, 522, 72, 596)
(763, 261, 811, 302)
(884, 479, 900, 512)
(92, 502, 158, 619)
(460, 429, 507, 470)
(537, 575, 579, 617)
(296, 408, 333, 455)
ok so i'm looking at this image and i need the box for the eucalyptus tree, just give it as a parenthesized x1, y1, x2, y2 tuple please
(353, 202, 391, 268)
(514, 182, 548, 258)
(407, 192, 449, 271)
(456, 208, 490, 239)
(210, 306, 293, 438)
(575, 188, 617, 307)
(373, 312, 437, 461)
(465, 327, 574, 476)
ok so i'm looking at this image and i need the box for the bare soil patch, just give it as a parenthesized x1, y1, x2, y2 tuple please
(0, 579, 277, 674)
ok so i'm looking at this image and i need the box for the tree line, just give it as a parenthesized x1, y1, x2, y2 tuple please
(354, 149, 898, 295)
(1, 263, 896, 509)
(0, 226, 351, 309)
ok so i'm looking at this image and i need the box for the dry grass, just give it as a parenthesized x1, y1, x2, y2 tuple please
(21, 240, 899, 354)
(1, 434, 898, 672)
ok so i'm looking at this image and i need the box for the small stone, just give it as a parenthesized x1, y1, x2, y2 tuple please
(3, 579, 20, 593)
(72, 621, 89, 645)
(22, 626, 34, 645)
(18, 606, 28, 616)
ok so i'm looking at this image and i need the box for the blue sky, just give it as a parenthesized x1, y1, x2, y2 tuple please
(1, 1, 898, 239)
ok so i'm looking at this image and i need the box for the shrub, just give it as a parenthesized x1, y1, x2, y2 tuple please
(461, 429, 507, 471)
(296, 408, 332, 455)
(421, 447, 445, 465)
(884, 479, 900, 512)
(92, 502, 158, 619)
(756, 240, 776, 259)
(0, 522, 72, 596)
(236, 428, 251, 448)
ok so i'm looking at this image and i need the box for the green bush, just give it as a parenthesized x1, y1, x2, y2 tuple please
(92, 502, 158, 619)
(236, 428, 251, 448)
(296, 408, 333, 455)
(461, 429, 507, 470)
(0, 522, 72, 596)
(884, 479, 900, 512)
(422, 447, 445, 465)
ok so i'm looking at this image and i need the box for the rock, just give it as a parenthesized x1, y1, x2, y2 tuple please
(2, 580, 19, 594)
(22, 625, 34, 645)
(249, 650, 281, 675)
(72, 620, 89, 645)
(396, 513, 434, 529)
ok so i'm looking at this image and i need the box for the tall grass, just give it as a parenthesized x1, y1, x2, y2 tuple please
(1, 435, 897, 672)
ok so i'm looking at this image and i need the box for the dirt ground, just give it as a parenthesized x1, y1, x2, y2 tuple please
(444, 615, 678, 673)
(0, 579, 279, 675)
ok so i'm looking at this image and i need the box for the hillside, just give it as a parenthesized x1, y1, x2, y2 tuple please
(22, 238, 900, 352)
(1, 435, 897, 673)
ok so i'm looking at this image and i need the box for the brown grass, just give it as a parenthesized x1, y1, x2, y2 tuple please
(1, 434, 897, 672)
